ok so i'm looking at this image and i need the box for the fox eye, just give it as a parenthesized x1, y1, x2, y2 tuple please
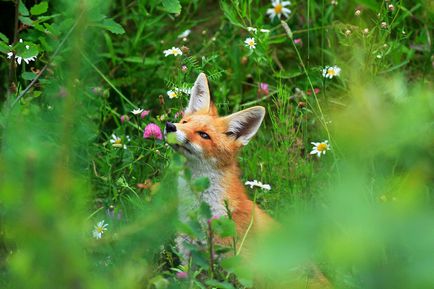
(182, 120, 187, 124)
(198, 131, 211, 140)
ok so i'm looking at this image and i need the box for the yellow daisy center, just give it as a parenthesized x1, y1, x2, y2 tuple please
(274, 3, 283, 14)
(248, 40, 254, 46)
(327, 68, 336, 76)
(317, 143, 328, 152)
(114, 139, 122, 145)
(97, 226, 105, 233)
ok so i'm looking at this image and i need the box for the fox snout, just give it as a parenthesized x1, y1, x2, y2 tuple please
(165, 122, 177, 133)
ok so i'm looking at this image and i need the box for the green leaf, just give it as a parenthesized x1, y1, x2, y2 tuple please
(148, 275, 169, 289)
(30, 2, 48, 16)
(205, 280, 235, 289)
(100, 18, 125, 35)
(0, 32, 9, 43)
(19, 16, 33, 26)
(211, 217, 236, 238)
(19, 1, 29, 16)
(15, 42, 38, 59)
(22, 71, 37, 80)
(0, 42, 10, 53)
(166, 132, 178, 144)
(191, 177, 210, 192)
(162, 0, 181, 14)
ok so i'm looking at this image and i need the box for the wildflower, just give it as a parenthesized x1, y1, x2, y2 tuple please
(322, 65, 341, 79)
(110, 134, 127, 149)
(120, 115, 129, 123)
(306, 88, 320, 95)
(174, 111, 185, 119)
(244, 37, 256, 50)
(143, 123, 163, 140)
(267, 0, 291, 20)
(208, 215, 220, 225)
(258, 82, 269, 96)
(167, 90, 178, 99)
(345, 29, 351, 36)
(140, 110, 150, 118)
(181, 65, 188, 73)
(91, 87, 103, 95)
(157, 114, 167, 121)
(176, 271, 188, 279)
(310, 140, 330, 157)
(131, 108, 144, 115)
(7, 52, 37, 65)
(331, 0, 338, 5)
(294, 38, 302, 45)
(92, 220, 108, 239)
(245, 180, 271, 191)
(246, 27, 270, 34)
(363, 28, 369, 35)
(354, 9, 361, 16)
(163, 47, 183, 57)
(388, 4, 394, 11)
(177, 29, 191, 39)
(181, 46, 189, 54)
(381, 22, 387, 29)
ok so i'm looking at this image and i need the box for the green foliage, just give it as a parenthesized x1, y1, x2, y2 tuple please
(0, 0, 433, 288)
(30, 2, 49, 16)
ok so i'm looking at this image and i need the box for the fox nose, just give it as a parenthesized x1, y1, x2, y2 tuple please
(165, 122, 177, 133)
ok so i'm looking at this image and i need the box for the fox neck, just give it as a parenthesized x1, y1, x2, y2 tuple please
(186, 158, 242, 217)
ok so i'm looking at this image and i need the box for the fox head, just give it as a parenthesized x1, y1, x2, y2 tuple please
(165, 73, 265, 167)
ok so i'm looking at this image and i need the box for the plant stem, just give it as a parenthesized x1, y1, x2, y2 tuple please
(208, 221, 215, 278)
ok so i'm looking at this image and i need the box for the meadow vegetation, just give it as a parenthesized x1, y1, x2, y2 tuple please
(0, 0, 433, 288)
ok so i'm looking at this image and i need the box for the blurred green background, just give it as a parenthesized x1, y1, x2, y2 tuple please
(0, 0, 433, 288)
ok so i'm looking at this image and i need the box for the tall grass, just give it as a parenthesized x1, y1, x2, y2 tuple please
(1, 0, 432, 288)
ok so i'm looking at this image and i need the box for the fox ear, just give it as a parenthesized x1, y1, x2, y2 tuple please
(224, 106, 265, 145)
(185, 73, 211, 115)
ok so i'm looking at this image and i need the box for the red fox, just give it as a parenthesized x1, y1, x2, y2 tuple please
(165, 73, 272, 252)
(165, 73, 330, 288)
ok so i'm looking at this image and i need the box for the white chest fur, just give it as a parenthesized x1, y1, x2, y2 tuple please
(177, 161, 227, 222)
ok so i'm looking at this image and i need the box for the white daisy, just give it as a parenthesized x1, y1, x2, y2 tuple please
(163, 47, 183, 57)
(247, 27, 271, 33)
(110, 134, 127, 149)
(310, 140, 330, 157)
(167, 90, 178, 99)
(245, 180, 271, 191)
(177, 29, 191, 39)
(7, 51, 37, 65)
(244, 37, 256, 50)
(322, 65, 341, 79)
(131, 108, 144, 115)
(92, 220, 108, 239)
(177, 87, 192, 95)
(267, 0, 291, 20)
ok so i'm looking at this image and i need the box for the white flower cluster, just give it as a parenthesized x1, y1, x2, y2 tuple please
(245, 180, 271, 191)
